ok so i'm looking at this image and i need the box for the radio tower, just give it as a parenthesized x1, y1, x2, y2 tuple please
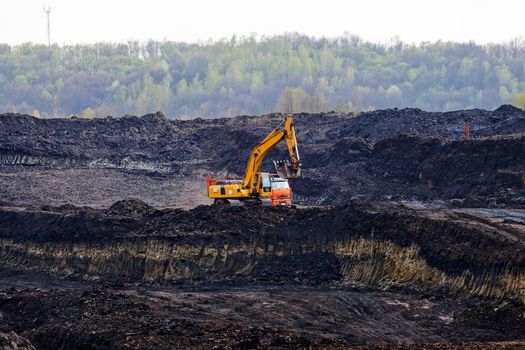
(43, 6, 51, 48)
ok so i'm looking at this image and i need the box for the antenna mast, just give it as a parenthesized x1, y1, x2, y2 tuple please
(43, 5, 51, 48)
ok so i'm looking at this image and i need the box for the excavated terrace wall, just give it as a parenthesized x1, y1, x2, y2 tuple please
(0, 204, 523, 303)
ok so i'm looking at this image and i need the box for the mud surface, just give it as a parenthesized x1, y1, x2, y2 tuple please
(0, 107, 524, 348)
(0, 282, 523, 350)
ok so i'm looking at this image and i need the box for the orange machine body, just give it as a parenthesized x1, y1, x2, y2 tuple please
(207, 173, 292, 206)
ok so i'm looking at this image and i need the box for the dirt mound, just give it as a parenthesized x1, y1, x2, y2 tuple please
(0, 111, 192, 170)
(319, 106, 525, 141)
(300, 134, 525, 205)
(369, 135, 525, 198)
(494, 104, 524, 114)
(1, 106, 525, 207)
(0, 332, 35, 350)
(329, 138, 373, 164)
(104, 199, 155, 217)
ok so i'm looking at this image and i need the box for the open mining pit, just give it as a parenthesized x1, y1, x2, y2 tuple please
(0, 107, 524, 349)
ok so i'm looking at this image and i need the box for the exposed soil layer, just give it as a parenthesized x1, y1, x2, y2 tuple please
(0, 201, 524, 302)
(1, 106, 524, 207)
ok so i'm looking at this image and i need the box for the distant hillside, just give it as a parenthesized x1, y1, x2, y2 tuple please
(1, 35, 525, 118)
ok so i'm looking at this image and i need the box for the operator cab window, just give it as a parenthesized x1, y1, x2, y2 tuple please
(261, 173, 271, 192)
(270, 179, 290, 189)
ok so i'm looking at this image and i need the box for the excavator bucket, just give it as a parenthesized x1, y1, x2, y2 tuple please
(274, 160, 301, 179)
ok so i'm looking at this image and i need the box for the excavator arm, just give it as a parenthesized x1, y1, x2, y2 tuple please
(242, 116, 301, 194)
(276, 117, 301, 179)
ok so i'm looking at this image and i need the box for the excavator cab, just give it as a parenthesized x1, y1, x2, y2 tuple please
(269, 174, 292, 206)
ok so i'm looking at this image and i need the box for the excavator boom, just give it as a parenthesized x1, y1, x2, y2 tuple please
(242, 116, 301, 194)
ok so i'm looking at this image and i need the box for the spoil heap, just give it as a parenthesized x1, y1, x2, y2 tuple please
(1, 106, 524, 207)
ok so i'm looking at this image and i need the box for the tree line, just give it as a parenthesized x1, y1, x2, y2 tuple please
(1, 34, 525, 119)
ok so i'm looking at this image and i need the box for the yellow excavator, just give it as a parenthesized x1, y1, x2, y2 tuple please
(206, 116, 301, 206)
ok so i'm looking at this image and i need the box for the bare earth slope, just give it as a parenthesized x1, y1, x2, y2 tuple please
(0, 107, 524, 349)
(0, 105, 524, 207)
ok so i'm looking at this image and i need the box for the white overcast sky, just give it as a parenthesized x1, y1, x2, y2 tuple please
(0, 0, 523, 45)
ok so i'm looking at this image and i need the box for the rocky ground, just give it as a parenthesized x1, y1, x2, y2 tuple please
(0, 281, 523, 349)
(0, 106, 524, 349)
(1, 105, 524, 207)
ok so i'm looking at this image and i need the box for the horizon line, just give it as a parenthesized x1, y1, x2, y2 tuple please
(2, 32, 525, 48)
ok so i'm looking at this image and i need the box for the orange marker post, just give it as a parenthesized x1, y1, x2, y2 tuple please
(463, 123, 470, 139)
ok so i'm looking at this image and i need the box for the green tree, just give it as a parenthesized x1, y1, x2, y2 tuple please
(204, 68, 220, 91)
(176, 79, 189, 95)
(278, 87, 310, 113)
(81, 107, 96, 119)
(3, 36, 525, 117)
(250, 71, 264, 93)
(514, 92, 525, 110)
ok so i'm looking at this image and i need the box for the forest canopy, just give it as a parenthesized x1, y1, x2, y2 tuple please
(1, 34, 525, 118)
